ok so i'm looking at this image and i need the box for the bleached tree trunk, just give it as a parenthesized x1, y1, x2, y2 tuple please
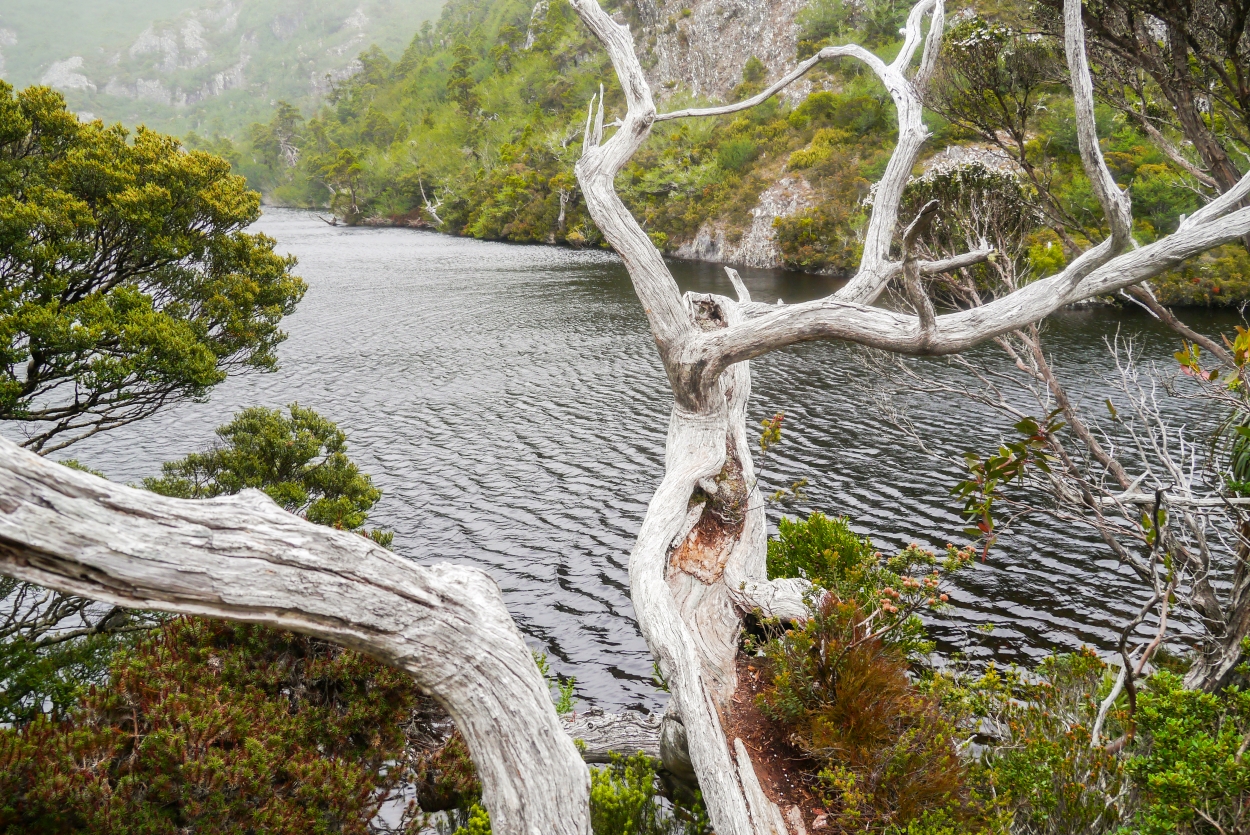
(568, 0, 1250, 831)
(0, 439, 589, 835)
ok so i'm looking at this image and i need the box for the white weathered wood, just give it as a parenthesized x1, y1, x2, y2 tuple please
(8, 5, 1238, 832)
(735, 739, 790, 835)
(693, 200, 1250, 380)
(562, 708, 662, 762)
(833, 0, 944, 305)
(1094, 494, 1250, 508)
(1063, 0, 1132, 250)
(0, 438, 589, 835)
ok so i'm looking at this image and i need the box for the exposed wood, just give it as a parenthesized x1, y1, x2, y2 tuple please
(0, 438, 589, 835)
(830, 0, 946, 306)
(7, 2, 1242, 832)
(1095, 494, 1250, 508)
(562, 708, 662, 763)
(695, 194, 1250, 382)
(734, 739, 790, 835)
(1062, 0, 1133, 250)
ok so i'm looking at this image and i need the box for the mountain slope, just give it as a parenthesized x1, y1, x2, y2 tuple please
(0, 0, 444, 136)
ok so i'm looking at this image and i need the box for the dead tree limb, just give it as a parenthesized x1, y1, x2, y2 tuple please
(0, 438, 589, 835)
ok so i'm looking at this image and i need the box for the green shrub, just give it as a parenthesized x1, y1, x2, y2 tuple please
(1122, 671, 1250, 835)
(757, 594, 984, 833)
(1151, 245, 1250, 307)
(788, 127, 848, 169)
(590, 752, 707, 835)
(454, 803, 494, 835)
(972, 651, 1129, 834)
(767, 511, 876, 588)
(452, 752, 708, 835)
(0, 625, 119, 727)
(144, 403, 387, 539)
(716, 137, 758, 171)
(766, 512, 973, 662)
(758, 513, 980, 832)
(772, 150, 869, 274)
(0, 618, 428, 834)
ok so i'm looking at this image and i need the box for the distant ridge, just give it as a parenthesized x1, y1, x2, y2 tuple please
(0, 0, 445, 136)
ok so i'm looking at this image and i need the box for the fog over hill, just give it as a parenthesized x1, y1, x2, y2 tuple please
(0, 0, 444, 136)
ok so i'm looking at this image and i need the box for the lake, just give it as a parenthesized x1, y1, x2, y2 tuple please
(49, 208, 1236, 712)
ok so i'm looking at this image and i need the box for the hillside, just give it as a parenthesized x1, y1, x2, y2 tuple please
(220, 0, 1238, 306)
(20, 0, 1238, 306)
(227, 0, 900, 271)
(0, 0, 444, 136)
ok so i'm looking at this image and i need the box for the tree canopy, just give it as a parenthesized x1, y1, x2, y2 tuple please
(144, 404, 384, 536)
(0, 83, 305, 452)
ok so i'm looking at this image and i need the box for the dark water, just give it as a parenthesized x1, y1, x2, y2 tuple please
(42, 209, 1238, 713)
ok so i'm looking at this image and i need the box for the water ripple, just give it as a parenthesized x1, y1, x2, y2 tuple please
(55, 209, 1234, 712)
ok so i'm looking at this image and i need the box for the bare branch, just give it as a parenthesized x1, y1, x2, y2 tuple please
(912, 0, 946, 88)
(654, 43, 887, 123)
(562, 709, 661, 763)
(901, 200, 941, 333)
(1136, 117, 1220, 188)
(698, 203, 1250, 378)
(724, 267, 751, 304)
(1182, 168, 1250, 230)
(570, 0, 695, 368)
(1124, 284, 1237, 368)
(833, 0, 947, 304)
(419, 177, 444, 226)
(919, 248, 995, 275)
(1063, 0, 1134, 249)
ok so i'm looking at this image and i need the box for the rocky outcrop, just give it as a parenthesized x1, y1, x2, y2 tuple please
(629, 0, 820, 269)
(41, 57, 95, 92)
(634, 0, 807, 101)
(674, 175, 816, 269)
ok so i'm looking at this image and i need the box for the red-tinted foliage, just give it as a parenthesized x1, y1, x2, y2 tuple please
(757, 595, 981, 833)
(0, 617, 428, 834)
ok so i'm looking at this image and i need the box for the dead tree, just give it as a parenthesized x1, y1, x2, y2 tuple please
(568, 0, 1250, 831)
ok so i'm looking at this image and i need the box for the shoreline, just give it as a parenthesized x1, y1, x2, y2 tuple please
(263, 205, 1250, 311)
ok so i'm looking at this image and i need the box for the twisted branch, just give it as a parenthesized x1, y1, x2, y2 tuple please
(0, 439, 589, 835)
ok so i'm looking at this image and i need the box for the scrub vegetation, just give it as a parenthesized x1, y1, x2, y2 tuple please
(4, 0, 1250, 833)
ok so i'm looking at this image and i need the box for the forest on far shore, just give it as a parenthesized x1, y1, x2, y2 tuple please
(201, 0, 1250, 306)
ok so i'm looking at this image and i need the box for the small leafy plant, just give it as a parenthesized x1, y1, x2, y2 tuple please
(534, 651, 579, 714)
(766, 512, 974, 662)
(452, 752, 709, 835)
(759, 512, 980, 832)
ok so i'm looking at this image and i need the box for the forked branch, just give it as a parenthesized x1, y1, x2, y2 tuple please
(655, 43, 889, 123)
(684, 0, 1250, 384)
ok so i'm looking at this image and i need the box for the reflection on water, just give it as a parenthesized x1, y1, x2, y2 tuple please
(52, 209, 1238, 712)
